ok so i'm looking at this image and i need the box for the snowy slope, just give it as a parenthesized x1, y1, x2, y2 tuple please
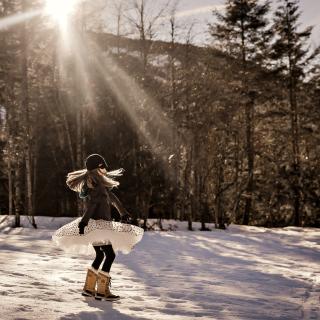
(0, 216, 319, 320)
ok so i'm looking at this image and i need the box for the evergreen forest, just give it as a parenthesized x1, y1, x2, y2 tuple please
(0, 0, 319, 229)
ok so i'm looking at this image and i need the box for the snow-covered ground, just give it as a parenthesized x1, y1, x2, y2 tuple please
(0, 216, 319, 320)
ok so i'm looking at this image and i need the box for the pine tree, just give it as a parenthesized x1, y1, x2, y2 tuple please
(270, 0, 320, 226)
(210, 0, 271, 64)
(210, 0, 271, 225)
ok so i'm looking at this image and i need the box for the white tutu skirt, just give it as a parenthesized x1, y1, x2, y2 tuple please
(52, 217, 144, 255)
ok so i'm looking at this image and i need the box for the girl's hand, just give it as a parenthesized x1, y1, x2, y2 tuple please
(78, 221, 86, 234)
(121, 213, 131, 223)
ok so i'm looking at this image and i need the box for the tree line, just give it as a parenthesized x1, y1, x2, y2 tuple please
(0, 0, 319, 229)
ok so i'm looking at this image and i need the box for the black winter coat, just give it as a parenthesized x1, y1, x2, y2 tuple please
(80, 182, 127, 226)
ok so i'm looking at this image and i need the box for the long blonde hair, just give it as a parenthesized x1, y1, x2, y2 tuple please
(66, 168, 124, 193)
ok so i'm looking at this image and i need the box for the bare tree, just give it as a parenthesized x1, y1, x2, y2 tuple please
(109, 0, 128, 55)
(21, 0, 38, 228)
(126, 0, 171, 72)
(168, 0, 180, 110)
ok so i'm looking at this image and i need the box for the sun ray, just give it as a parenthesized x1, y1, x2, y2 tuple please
(0, 9, 41, 30)
(87, 44, 181, 176)
(56, 24, 97, 118)
(53, 16, 180, 178)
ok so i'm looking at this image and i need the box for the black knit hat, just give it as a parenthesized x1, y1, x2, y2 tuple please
(85, 154, 108, 171)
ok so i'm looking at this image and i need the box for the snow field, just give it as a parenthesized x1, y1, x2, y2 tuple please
(0, 216, 319, 320)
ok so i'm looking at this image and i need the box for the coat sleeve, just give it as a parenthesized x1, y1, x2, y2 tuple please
(80, 188, 101, 225)
(109, 191, 128, 217)
(80, 200, 99, 226)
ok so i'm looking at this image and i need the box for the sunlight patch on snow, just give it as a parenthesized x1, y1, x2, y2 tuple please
(149, 53, 170, 67)
(108, 47, 128, 55)
(124, 50, 140, 58)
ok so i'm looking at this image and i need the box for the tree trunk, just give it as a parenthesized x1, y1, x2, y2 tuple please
(14, 166, 22, 227)
(21, 4, 36, 228)
(200, 202, 210, 231)
(25, 148, 36, 227)
(187, 202, 193, 231)
(115, 2, 123, 56)
(32, 148, 37, 216)
(76, 109, 84, 217)
(242, 91, 255, 225)
(8, 152, 13, 216)
(289, 79, 301, 226)
(234, 131, 240, 222)
(215, 160, 226, 229)
(187, 136, 197, 231)
(6, 106, 13, 216)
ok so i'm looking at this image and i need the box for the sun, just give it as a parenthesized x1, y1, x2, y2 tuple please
(45, 0, 78, 29)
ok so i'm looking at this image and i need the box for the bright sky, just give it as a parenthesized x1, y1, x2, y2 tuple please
(174, 0, 320, 47)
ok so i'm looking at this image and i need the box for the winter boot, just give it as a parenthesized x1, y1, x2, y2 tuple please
(95, 271, 120, 301)
(82, 267, 98, 297)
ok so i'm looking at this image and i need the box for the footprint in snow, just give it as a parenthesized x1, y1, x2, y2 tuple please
(31, 281, 45, 286)
(129, 306, 144, 311)
(49, 297, 65, 302)
(11, 272, 24, 277)
(68, 289, 80, 294)
(60, 277, 75, 283)
(0, 290, 14, 296)
(168, 292, 184, 299)
(17, 304, 33, 311)
(169, 299, 184, 304)
(131, 296, 144, 301)
(148, 291, 160, 297)
(193, 285, 204, 290)
(165, 303, 177, 308)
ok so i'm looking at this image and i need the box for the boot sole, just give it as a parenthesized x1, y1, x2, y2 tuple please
(82, 291, 95, 297)
(95, 296, 121, 301)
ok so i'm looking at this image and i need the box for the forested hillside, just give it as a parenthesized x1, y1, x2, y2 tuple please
(0, 0, 319, 228)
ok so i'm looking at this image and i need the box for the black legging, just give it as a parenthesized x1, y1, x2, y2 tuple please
(92, 244, 116, 272)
